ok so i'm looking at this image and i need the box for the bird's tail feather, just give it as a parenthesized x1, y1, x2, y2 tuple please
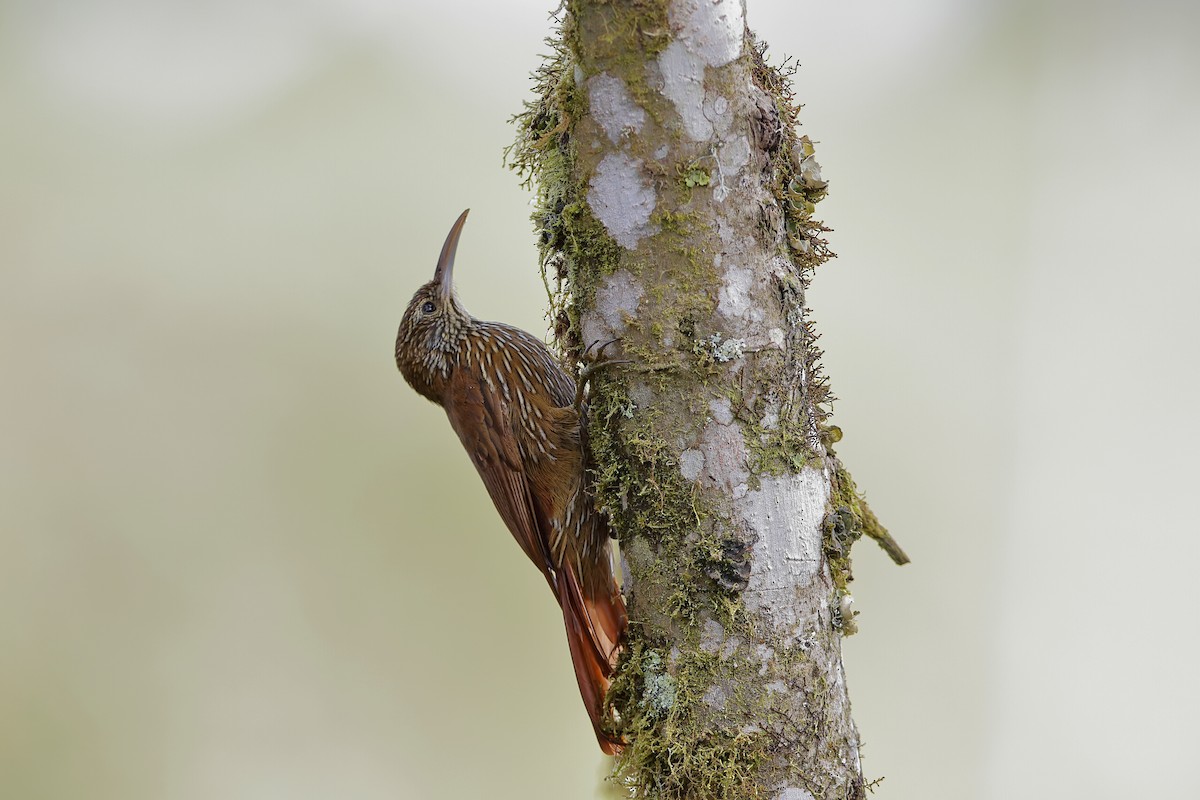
(559, 565, 626, 754)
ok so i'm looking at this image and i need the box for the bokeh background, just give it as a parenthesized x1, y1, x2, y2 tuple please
(2, 0, 1198, 797)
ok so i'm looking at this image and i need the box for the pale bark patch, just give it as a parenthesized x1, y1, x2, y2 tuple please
(740, 468, 829, 634)
(657, 0, 744, 141)
(708, 396, 734, 425)
(657, 43, 709, 140)
(580, 268, 643, 348)
(775, 789, 817, 800)
(679, 449, 705, 482)
(717, 264, 755, 321)
(587, 152, 658, 248)
(718, 134, 751, 177)
(714, 134, 751, 200)
(587, 72, 646, 143)
(670, 0, 744, 68)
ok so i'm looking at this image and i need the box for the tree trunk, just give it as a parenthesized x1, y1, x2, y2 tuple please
(509, 1, 903, 797)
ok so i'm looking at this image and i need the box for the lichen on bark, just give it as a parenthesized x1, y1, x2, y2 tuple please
(506, 2, 905, 797)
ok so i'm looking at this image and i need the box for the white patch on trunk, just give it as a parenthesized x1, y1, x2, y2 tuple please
(676, 0, 744, 67)
(717, 264, 753, 321)
(740, 468, 829, 634)
(580, 269, 644, 349)
(773, 789, 817, 800)
(588, 151, 658, 249)
(718, 134, 751, 176)
(657, 44, 708, 140)
(708, 397, 733, 425)
(657, 0, 745, 141)
(713, 134, 751, 201)
(588, 72, 645, 143)
(679, 449, 705, 481)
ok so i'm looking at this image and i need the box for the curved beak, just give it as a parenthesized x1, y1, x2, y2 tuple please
(433, 209, 470, 300)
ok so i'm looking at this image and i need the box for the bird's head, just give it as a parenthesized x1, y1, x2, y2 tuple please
(395, 209, 474, 402)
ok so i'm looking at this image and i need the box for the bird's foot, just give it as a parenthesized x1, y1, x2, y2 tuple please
(574, 338, 630, 411)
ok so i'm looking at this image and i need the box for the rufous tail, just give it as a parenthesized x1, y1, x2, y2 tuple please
(558, 564, 627, 754)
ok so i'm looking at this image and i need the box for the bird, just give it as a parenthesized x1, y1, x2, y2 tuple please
(394, 209, 627, 754)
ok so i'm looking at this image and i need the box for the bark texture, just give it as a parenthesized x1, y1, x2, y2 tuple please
(509, 1, 898, 797)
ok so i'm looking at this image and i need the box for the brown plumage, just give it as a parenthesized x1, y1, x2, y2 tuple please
(394, 209, 627, 754)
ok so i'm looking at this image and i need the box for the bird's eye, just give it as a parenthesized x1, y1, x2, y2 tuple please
(421, 301, 435, 314)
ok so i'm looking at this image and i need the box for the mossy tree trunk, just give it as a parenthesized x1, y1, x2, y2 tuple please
(509, 1, 904, 797)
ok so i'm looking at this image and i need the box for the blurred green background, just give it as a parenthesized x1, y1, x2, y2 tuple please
(2, 0, 1198, 797)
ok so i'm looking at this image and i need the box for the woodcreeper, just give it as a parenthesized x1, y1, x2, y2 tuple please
(394, 210, 626, 753)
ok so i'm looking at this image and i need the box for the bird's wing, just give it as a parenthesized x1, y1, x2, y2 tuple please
(443, 366, 625, 753)
(443, 367, 558, 592)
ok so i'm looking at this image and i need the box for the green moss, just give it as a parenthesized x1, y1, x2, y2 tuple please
(606, 625, 869, 799)
(649, 207, 696, 235)
(678, 159, 712, 189)
(505, 29, 582, 348)
(608, 641, 772, 799)
(740, 407, 813, 478)
(820, 453, 908, 638)
(588, 381, 709, 549)
(827, 458, 909, 577)
(747, 37, 836, 287)
(566, 0, 672, 76)
(556, 0, 674, 131)
(563, 199, 627, 297)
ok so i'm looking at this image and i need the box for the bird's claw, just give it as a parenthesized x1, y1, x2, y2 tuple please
(582, 337, 619, 362)
(574, 338, 631, 411)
